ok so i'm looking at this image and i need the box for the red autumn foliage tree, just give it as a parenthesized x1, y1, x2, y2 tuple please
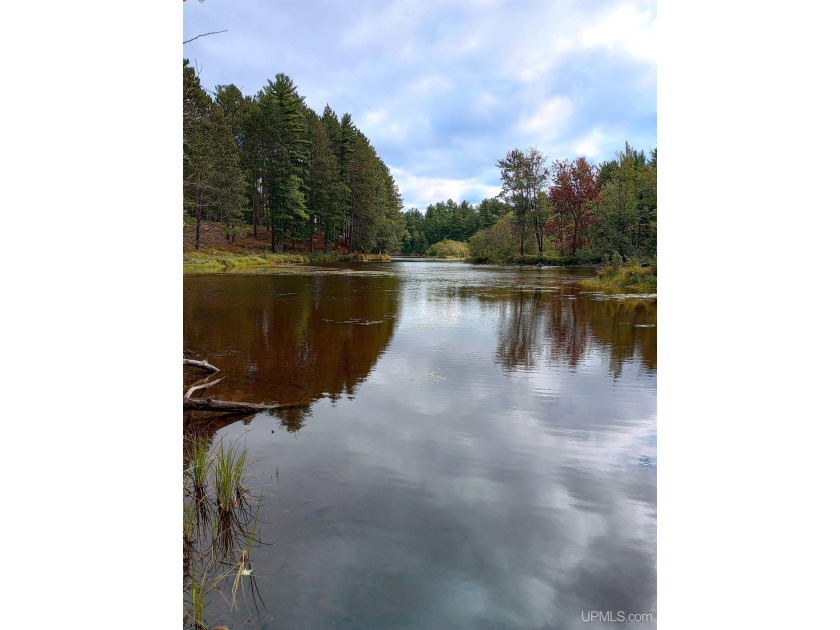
(547, 157, 600, 254)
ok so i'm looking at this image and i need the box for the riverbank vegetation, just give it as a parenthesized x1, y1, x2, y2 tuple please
(185, 59, 654, 266)
(399, 143, 656, 266)
(426, 239, 469, 258)
(183, 248, 390, 269)
(184, 61, 405, 256)
(579, 253, 657, 289)
(184, 434, 264, 628)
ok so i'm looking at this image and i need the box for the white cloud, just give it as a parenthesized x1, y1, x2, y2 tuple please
(474, 91, 498, 114)
(580, 5, 657, 63)
(185, 0, 657, 204)
(362, 109, 387, 127)
(392, 168, 501, 210)
(406, 75, 452, 97)
(572, 128, 607, 158)
(517, 96, 574, 137)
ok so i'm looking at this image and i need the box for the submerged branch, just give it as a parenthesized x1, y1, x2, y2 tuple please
(184, 359, 221, 373)
(185, 376, 225, 400)
(184, 398, 308, 413)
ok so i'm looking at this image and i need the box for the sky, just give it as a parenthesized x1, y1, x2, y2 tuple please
(183, 0, 656, 212)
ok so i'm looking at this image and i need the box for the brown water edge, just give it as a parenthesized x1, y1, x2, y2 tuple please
(184, 261, 656, 629)
(184, 265, 401, 431)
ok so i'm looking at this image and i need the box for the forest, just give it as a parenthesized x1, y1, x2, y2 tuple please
(184, 60, 406, 255)
(401, 145, 656, 263)
(184, 60, 656, 264)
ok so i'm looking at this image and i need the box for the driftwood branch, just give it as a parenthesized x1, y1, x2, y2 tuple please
(185, 376, 225, 400)
(183, 30, 228, 45)
(183, 356, 306, 414)
(183, 398, 308, 413)
(184, 359, 220, 373)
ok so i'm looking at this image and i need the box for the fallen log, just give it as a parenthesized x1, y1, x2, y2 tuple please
(183, 397, 308, 413)
(183, 359, 220, 373)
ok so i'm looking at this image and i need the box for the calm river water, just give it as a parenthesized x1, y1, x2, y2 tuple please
(183, 260, 657, 629)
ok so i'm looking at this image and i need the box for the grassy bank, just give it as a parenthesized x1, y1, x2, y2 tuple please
(467, 251, 602, 266)
(579, 258, 657, 290)
(184, 248, 391, 269)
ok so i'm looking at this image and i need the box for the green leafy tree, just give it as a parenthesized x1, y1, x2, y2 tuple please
(426, 239, 469, 258)
(595, 143, 657, 257)
(469, 212, 536, 261)
(496, 147, 549, 255)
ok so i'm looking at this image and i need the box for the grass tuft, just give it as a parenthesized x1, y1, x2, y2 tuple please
(579, 254, 657, 290)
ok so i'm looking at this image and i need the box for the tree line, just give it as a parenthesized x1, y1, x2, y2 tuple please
(399, 142, 656, 261)
(183, 60, 406, 254)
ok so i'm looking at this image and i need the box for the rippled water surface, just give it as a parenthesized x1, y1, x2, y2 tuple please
(184, 260, 657, 629)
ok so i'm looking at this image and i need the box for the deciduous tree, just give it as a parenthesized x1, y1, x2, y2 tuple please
(547, 157, 600, 255)
(496, 147, 549, 255)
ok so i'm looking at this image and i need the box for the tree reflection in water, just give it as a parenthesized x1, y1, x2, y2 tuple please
(184, 270, 401, 433)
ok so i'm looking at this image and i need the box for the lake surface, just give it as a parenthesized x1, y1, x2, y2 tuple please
(184, 260, 657, 629)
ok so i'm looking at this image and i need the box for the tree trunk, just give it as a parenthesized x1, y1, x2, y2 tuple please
(195, 188, 202, 251)
(272, 222, 278, 254)
(253, 190, 259, 239)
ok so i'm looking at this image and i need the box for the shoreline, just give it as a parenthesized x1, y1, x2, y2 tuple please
(184, 249, 391, 270)
(183, 248, 656, 289)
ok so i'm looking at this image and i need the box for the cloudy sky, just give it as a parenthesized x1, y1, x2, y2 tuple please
(183, 0, 657, 211)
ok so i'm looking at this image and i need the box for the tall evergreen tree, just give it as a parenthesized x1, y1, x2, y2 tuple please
(183, 60, 213, 250)
(257, 74, 310, 253)
(306, 109, 347, 253)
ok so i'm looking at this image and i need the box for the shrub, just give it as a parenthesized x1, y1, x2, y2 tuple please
(426, 239, 470, 258)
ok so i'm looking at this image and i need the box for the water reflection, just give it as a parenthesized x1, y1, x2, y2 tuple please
(184, 262, 656, 629)
(184, 269, 401, 431)
(494, 287, 657, 378)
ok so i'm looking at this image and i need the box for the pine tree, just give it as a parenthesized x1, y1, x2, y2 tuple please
(257, 74, 310, 253)
(183, 60, 213, 250)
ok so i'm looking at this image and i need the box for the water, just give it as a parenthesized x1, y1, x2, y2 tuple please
(184, 260, 657, 629)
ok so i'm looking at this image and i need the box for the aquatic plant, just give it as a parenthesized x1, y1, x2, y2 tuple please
(213, 440, 247, 514)
(188, 438, 210, 489)
(183, 436, 265, 629)
(187, 566, 208, 630)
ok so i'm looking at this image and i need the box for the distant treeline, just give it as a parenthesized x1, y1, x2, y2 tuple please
(184, 60, 405, 254)
(402, 143, 656, 262)
(184, 57, 655, 260)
